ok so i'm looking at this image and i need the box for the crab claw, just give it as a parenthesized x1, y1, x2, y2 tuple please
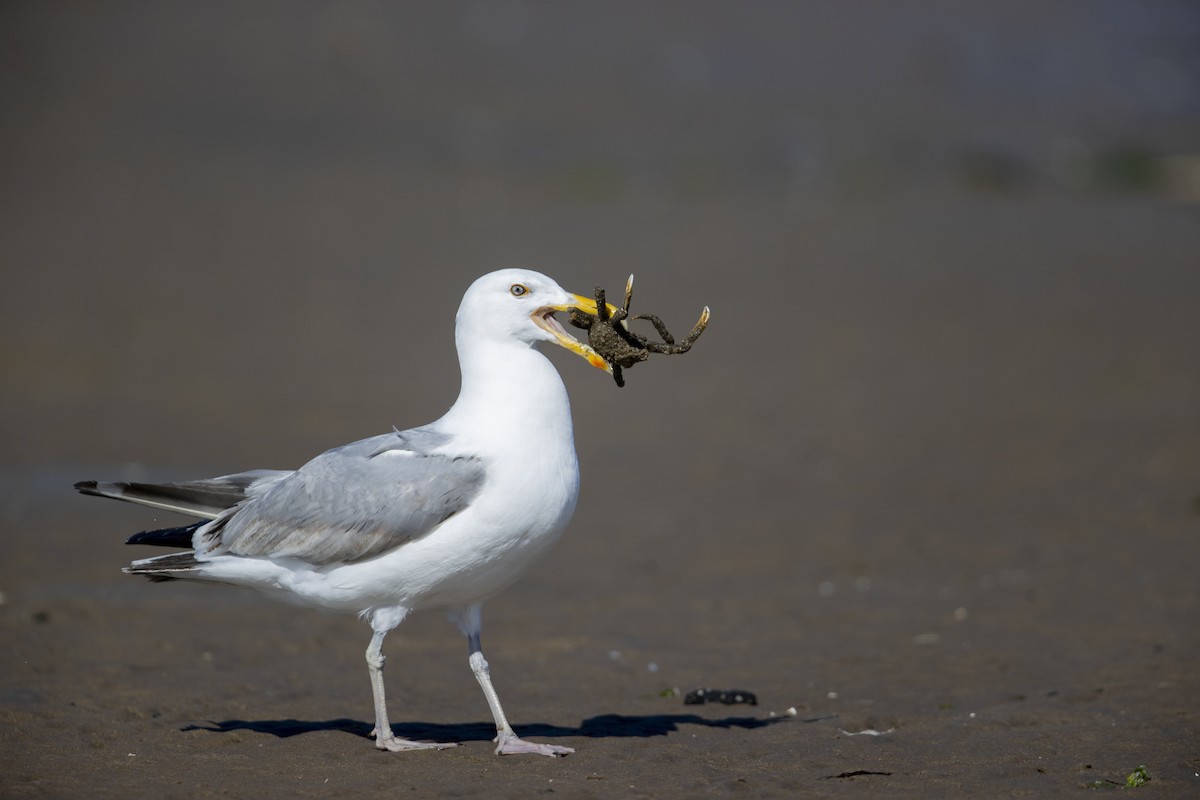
(692, 306, 711, 338)
(622, 274, 635, 331)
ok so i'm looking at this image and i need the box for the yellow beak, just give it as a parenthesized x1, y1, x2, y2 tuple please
(531, 292, 621, 373)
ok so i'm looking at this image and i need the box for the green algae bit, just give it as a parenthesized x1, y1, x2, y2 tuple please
(1124, 766, 1150, 788)
(1082, 765, 1150, 790)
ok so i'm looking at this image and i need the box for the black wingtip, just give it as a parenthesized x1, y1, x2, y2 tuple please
(74, 480, 99, 494)
(126, 521, 204, 548)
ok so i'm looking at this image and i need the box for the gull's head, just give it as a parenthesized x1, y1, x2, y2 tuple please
(457, 269, 617, 373)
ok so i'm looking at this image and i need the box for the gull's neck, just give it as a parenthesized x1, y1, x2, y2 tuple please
(437, 336, 575, 458)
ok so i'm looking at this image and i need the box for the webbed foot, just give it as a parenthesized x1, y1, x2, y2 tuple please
(494, 730, 574, 757)
(375, 732, 458, 752)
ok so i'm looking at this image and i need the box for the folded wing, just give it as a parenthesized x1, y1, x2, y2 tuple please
(198, 432, 486, 566)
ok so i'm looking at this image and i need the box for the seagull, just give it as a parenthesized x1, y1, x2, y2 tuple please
(75, 269, 620, 757)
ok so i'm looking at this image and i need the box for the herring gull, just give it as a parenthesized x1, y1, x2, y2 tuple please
(75, 268, 620, 757)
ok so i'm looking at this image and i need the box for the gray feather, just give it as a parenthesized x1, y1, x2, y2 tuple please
(368, 426, 455, 457)
(75, 470, 290, 519)
(124, 551, 203, 581)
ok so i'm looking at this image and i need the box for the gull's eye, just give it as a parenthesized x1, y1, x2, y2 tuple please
(510, 284, 529, 297)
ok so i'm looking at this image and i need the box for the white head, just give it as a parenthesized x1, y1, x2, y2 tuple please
(455, 269, 613, 372)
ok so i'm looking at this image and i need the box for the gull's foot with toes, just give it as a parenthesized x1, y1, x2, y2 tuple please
(494, 730, 574, 757)
(375, 732, 458, 752)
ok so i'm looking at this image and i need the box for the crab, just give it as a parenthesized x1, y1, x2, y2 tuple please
(568, 275, 710, 387)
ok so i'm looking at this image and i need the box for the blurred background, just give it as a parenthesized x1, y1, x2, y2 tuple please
(3, 1, 1196, 471)
(1, 2, 1198, 792)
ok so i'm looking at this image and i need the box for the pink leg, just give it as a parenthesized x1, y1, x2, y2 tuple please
(457, 605, 574, 757)
(365, 625, 457, 752)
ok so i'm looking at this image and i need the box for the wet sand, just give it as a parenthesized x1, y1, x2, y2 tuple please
(3, 4, 1199, 797)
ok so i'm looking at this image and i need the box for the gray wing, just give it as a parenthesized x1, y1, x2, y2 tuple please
(200, 430, 486, 566)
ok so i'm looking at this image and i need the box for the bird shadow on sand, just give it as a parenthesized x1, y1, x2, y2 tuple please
(182, 711, 818, 743)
